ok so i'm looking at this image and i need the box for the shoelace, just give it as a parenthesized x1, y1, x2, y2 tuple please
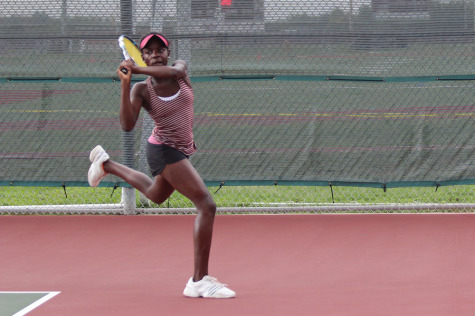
(205, 276, 227, 285)
(202, 276, 228, 295)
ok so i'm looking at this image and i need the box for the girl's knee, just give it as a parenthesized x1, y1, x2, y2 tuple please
(207, 199, 217, 215)
(197, 194, 216, 216)
(149, 195, 167, 205)
(146, 188, 173, 205)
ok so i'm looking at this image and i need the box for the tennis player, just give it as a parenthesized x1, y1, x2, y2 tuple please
(88, 32, 235, 298)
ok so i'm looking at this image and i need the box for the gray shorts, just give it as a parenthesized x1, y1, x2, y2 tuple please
(146, 143, 188, 176)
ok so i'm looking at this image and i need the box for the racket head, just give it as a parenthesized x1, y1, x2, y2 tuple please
(118, 35, 147, 68)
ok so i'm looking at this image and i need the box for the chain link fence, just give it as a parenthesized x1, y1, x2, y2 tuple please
(1, 184, 474, 214)
(0, 0, 474, 214)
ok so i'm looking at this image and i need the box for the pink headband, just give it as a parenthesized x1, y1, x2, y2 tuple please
(140, 34, 169, 49)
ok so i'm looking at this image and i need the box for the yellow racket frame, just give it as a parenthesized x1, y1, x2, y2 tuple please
(118, 35, 146, 67)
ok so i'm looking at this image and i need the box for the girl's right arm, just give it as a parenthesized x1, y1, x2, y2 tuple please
(117, 62, 144, 132)
(130, 60, 188, 81)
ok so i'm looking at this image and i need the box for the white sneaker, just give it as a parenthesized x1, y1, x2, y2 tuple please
(183, 276, 236, 298)
(88, 145, 110, 187)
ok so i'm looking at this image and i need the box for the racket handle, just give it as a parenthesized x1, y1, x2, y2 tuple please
(120, 67, 128, 74)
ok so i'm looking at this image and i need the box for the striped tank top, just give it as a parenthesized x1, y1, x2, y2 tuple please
(146, 76, 196, 156)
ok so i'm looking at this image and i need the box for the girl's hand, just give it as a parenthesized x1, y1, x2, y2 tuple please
(117, 60, 134, 81)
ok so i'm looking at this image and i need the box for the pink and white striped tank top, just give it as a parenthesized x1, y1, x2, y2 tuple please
(146, 76, 196, 156)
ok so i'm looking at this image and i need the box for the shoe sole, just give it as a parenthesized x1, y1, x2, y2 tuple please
(88, 163, 105, 188)
(89, 145, 104, 162)
(183, 286, 235, 298)
(88, 145, 108, 187)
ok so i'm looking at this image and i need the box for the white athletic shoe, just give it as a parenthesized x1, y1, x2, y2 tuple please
(183, 276, 236, 298)
(88, 145, 110, 187)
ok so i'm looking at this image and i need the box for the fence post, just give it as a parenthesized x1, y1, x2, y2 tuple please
(119, 0, 135, 215)
(122, 130, 136, 215)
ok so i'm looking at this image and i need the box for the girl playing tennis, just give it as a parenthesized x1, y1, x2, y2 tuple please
(87, 32, 235, 298)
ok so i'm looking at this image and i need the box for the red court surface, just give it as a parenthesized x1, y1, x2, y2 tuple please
(1, 213, 475, 316)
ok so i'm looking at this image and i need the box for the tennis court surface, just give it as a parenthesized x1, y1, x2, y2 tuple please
(1, 214, 474, 316)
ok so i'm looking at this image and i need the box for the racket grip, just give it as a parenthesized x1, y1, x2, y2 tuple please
(120, 67, 128, 74)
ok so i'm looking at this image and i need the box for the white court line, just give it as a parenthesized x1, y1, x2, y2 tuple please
(0, 291, 61, 316)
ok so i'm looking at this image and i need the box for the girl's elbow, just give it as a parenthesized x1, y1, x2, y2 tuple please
(172, 63, 187, 79)
(120, 119, 135, 132)
(172, 68, 186, 80)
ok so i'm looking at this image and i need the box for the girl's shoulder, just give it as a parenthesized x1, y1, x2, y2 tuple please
(132, 79, 149, 92)
(131, 80, 151, 102)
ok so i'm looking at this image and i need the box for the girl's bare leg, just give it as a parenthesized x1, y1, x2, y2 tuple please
(160, 159, 216, 281)
(104, 157, 216, 281)
(103, 160, 174, 204)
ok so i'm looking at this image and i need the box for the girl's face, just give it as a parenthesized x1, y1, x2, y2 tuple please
(141, 38, 170, 67)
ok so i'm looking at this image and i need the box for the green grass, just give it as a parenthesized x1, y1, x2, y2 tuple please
(1, 185, 473, 212)
(0, 186, 120, 206)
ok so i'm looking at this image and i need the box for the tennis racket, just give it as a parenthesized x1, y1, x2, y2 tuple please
(118, 35, 146, 74)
